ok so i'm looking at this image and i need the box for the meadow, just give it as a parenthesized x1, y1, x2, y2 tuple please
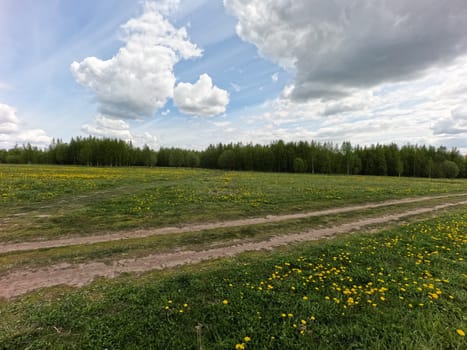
(0, 164, 466, 349)
(1, 164, 467, 241)
(0, 209, 465, 349)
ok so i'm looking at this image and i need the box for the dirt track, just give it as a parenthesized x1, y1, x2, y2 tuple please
(2, 192, 467, 254)
(1, 197, 466, 299)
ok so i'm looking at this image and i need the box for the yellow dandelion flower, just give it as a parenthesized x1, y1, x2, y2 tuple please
(244, 336, 251, 342)
(456, 329, 465, 337)
(223, 299, 229, 305)
(235, 343, 245, 350)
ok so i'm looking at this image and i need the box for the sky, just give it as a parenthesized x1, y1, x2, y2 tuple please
(1, 0, 467, 153)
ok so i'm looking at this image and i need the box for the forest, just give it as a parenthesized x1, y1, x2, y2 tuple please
(1, 137, 466, 178)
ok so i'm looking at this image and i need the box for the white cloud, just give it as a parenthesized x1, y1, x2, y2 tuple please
(200, 56, 467, 154)
(225, 0, 467, 100)
(0, 103, 20, 124)
(271, 73, 278, 82)
(81, 115, 159, 149)
(174, 74, 229, 116)
(71, 1, 202, 120)
(212, 120, 231, 128)
(433, 108, 467, 135)
(0, 103, 52, 148)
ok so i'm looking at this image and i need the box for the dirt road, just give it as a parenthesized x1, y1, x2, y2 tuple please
(2, 192, 467, 254)
(1, 197, 466, 299)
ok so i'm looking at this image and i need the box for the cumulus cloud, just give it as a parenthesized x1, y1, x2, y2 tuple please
(0, 103, 52, 148)
(271, 73, 278, 82)
(174, 74, 229, 116)
(225, 0, 467, 100)
(81, 115, 159, 148)
(71, 1, 202, 119)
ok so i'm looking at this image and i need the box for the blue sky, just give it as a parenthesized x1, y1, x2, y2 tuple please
(1, 0, 467, 153)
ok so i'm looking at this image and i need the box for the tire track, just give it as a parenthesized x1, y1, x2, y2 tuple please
(1, 199, 466, 299)
(1, 192, 467, 254)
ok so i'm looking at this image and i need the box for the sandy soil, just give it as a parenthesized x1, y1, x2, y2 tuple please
(1, 192, 466, 255)
(1, 198, 466, 299)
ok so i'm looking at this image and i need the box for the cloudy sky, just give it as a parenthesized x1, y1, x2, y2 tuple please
(1, 0, 467, 153)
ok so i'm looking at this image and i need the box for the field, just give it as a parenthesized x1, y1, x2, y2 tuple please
(0, 164, 466, 349)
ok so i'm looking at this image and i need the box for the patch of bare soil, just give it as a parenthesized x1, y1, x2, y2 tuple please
(1, 193, 467, 254)
(1, 199, 466, 299)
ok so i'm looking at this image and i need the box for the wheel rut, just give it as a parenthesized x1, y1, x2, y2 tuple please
(1, 192, 466, 254)
(1, 196, 466, 299)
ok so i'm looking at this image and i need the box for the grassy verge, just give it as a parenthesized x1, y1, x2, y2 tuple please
(2, 164, 467, 241)
(1, 210, 465, 349)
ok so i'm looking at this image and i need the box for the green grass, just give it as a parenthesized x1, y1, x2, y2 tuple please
(1, 164, 467, 241)
(0, 199, 465, 275)
(1, 210, 465, 349)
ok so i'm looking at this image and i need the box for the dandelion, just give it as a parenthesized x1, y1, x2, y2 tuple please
(456, 329, 465, 337)
(244, 336, 251, 342)
(235, 343, 245, 350)
(223, 299, 229, 305)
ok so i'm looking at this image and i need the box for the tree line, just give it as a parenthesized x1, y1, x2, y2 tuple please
(1, 137, 466, 178)
(0, 137, 157, 167)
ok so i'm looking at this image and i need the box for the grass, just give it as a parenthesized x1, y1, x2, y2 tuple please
(0, 198, 465, 275)
(1, 210, 465, 349)
(1, 164, 467, 241)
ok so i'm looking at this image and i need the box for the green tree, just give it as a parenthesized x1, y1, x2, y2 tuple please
(441, 160, 459, 178)
(218, 150, 236, 170)
(185, 152, 200, 168)
(293, 157, 306, 173)
(169, 149, 185, 167)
